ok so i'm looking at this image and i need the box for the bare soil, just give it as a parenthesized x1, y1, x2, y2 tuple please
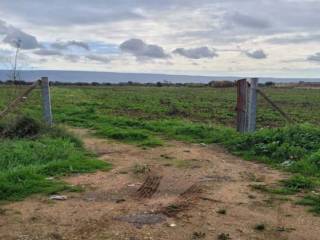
(1, 128, 320, 240)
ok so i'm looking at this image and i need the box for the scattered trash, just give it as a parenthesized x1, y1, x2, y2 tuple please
(169, 223, 176, 227)
(46, 177, 55, 181)
(281, 160, 294, 167)
(49, 195, 68, 201)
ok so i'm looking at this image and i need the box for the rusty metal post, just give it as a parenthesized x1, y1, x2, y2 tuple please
(236, 79, 248, 133)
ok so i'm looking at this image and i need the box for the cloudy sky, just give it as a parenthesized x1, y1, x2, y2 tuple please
(0, 0, 320, 77)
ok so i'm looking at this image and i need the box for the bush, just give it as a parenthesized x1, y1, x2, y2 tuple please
(1, 116, 42, 138)
(231, 124, 320, 163)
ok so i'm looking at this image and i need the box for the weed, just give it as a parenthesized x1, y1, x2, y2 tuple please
(217, 209, 227, 215)
(132, 164, 150, 174)
(251, 184, 297, 195)
(254, 224, 266, 231)
(192, 231, 206, 239)
(217, 233, 231, 240)
(282, 175, 316, 192)
(297, 195, 320, 214)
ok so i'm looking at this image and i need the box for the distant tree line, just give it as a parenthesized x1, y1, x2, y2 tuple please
(0, 79, 276, 87)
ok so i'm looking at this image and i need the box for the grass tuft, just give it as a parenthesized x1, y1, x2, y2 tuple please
(297, 195, 320, 214)
(0, 116, 110, 201)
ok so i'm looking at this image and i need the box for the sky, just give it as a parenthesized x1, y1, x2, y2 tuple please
(0, 0, 320, 78)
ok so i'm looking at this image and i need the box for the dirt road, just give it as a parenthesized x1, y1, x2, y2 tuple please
(1, 128, 320, 240)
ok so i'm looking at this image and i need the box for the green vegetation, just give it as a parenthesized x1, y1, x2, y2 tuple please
(0, 116, 110, 201)
(297, 195, 320, 214)
(0, 85, 319, 210)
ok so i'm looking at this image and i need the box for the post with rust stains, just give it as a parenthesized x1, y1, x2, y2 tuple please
(40, 77, 53, 126)
(247, 78, 258, 132)
(236, 79, 248, 133)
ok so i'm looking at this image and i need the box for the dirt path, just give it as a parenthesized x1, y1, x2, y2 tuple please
(1, 128, 320, 240)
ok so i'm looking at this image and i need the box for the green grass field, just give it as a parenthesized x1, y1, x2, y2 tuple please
(1, 85, 320, 211)
(49, 86, 320, 128)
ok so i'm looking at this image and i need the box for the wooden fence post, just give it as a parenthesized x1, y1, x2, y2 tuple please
(247, 78, 258, 132)
(40, 77, 53, 126)
(236, 79, 248, 133)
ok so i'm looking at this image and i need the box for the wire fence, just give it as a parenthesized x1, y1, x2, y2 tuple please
(0, 81, 43, 126)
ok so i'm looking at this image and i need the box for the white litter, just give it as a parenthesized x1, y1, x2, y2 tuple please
(49, 195, 68, 201)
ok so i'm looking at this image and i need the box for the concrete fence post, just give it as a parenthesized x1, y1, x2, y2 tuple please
(247, 78, 258, 132)
(40, 77, 53, 126)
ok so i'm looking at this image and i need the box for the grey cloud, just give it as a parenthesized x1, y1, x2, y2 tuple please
(267, 34, 320, 45)
(33, 49, 62, 56)
(173, 47, 218, 59)
(0, 19, 41, 49)
(0, 1, 145, 26)
(245, 50, 267, 59)
(1, 0, 320, 47)
(307, 53, 320, 62)
(227, 12, 270, 29)
(120, 38, 169, 60)
(0, 20, 8, 34)
(85, 54, 110, 63)
(64, 54, 81, 63)
(51, 41, 90, 50)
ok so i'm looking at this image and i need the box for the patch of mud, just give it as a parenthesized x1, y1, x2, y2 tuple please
(115, 213, 167, 228)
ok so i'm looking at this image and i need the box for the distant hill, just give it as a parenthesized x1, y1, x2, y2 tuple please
(0, 70, 319, 84)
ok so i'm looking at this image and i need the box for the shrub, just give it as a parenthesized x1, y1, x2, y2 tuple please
(1, 116, 42, 139)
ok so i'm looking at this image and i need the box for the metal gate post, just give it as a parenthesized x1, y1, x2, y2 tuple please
(236, 79, 248, 133)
